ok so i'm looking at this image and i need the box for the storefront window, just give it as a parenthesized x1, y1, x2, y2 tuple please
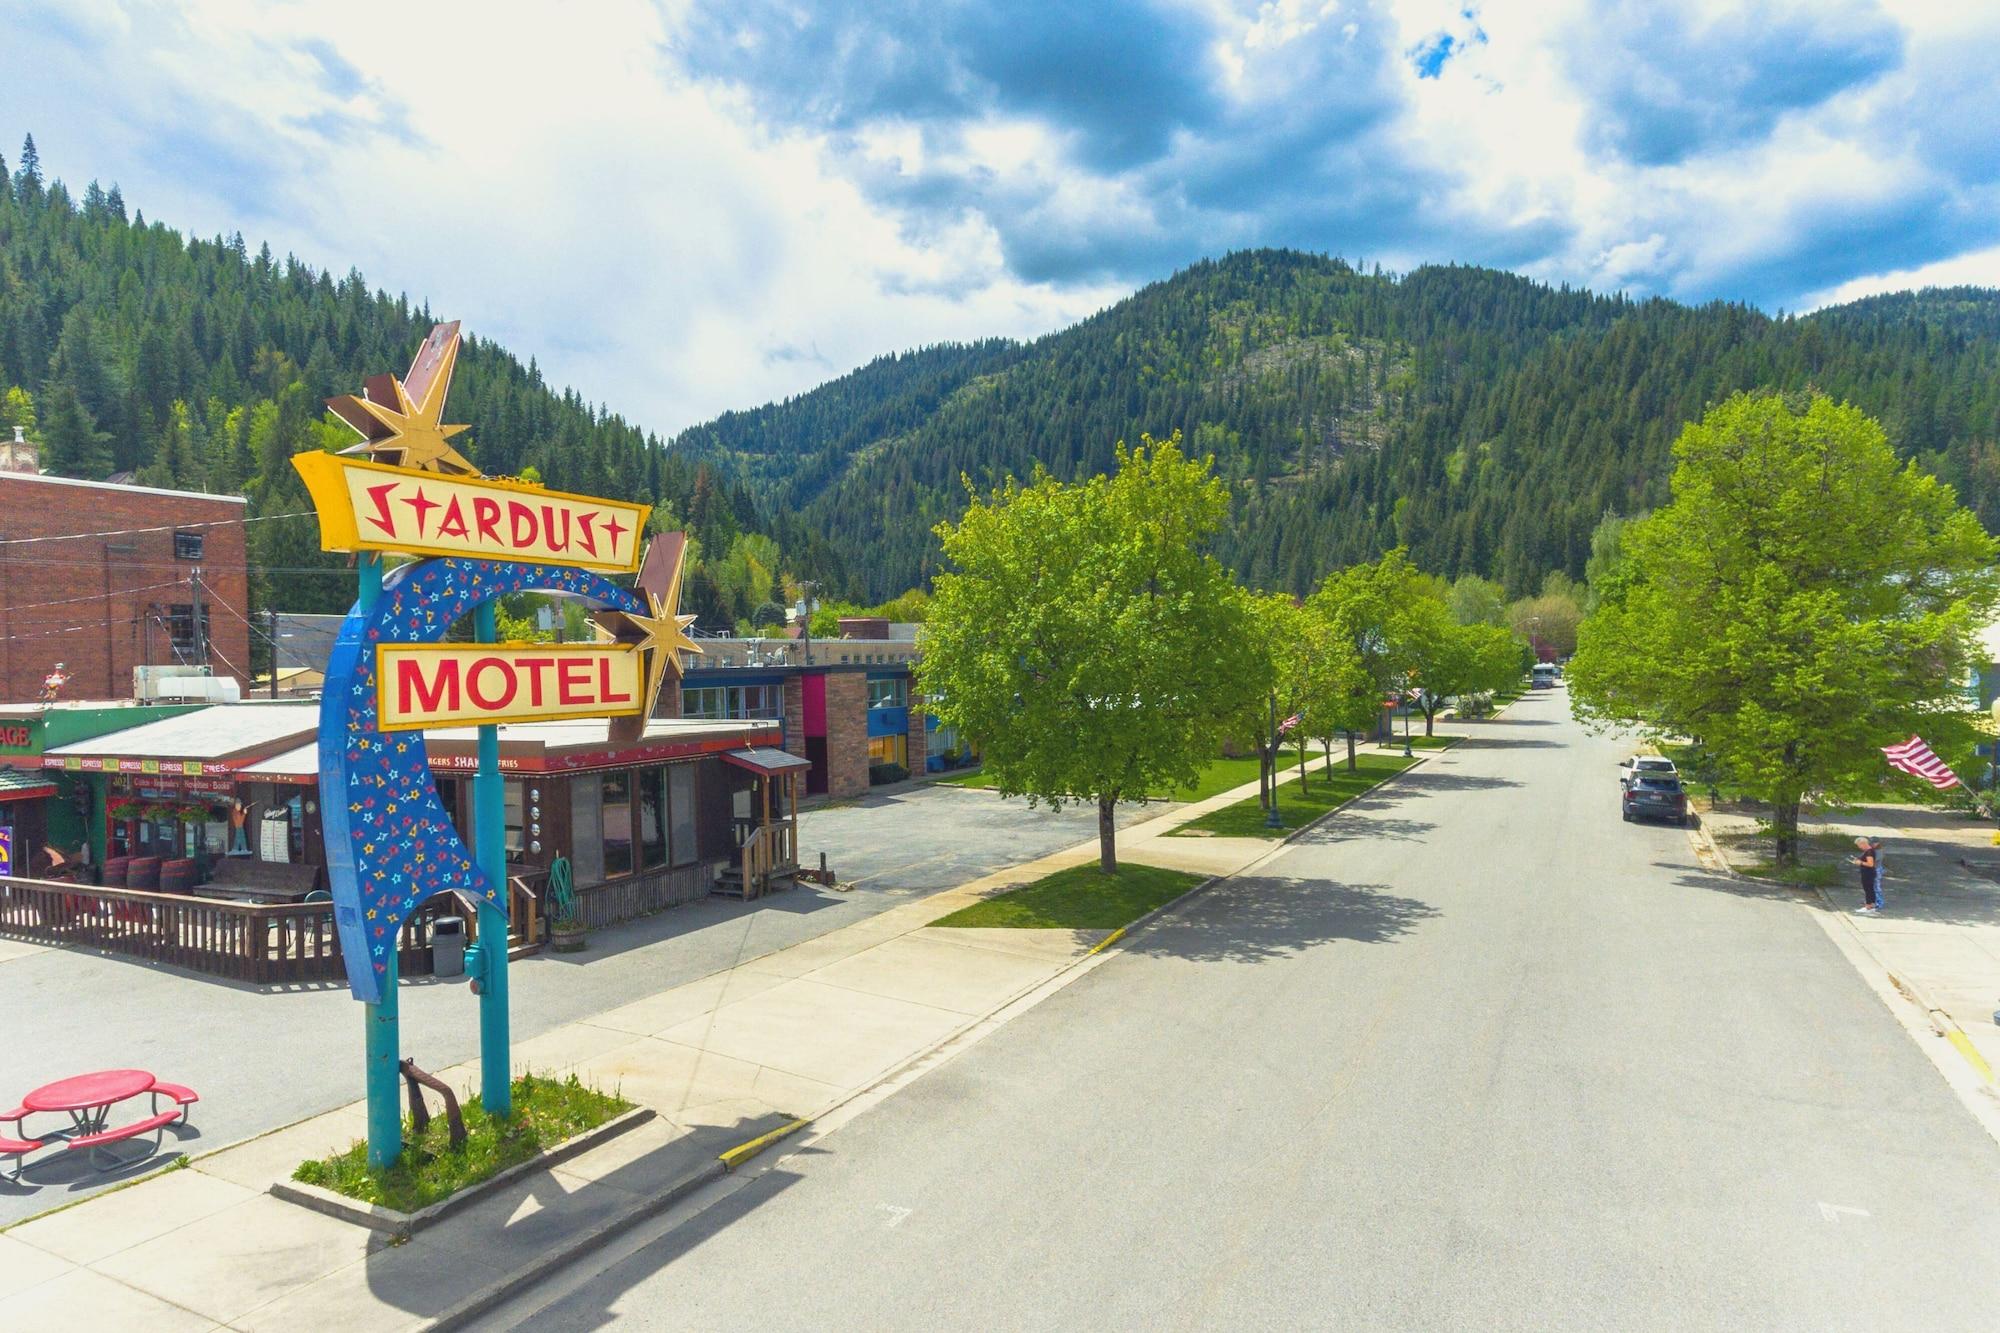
(669, 763, 698, 867)
(569, 778, 603, 885)
(601, 771, 633, 877)
(639, 767, 666, 869)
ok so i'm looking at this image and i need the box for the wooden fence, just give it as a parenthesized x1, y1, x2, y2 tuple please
(0, 877, 443, 986)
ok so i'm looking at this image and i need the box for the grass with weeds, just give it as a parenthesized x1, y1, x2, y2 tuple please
(1733, 861, 1843, 888)
(931, 862, 1202, 930)
(292, 1072, 629, 1214)
(1169, 752, 1420, 840)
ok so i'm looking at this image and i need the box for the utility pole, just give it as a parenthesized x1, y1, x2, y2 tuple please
(191, 565, 209, 669)
(268, 607, 280, 698)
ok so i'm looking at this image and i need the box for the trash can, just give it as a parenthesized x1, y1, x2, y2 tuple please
(432, 916, 466, 978)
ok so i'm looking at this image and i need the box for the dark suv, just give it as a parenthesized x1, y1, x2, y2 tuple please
(1623, 774, 1688, 826)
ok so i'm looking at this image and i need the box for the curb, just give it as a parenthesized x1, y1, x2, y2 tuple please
(270, 1107, 656, 1240)
(1690, 812, 1998, 1091)
(422, 1115, 814, 1332)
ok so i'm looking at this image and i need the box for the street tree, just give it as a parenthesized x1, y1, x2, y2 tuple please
(1568, 392, 1999, 866)
(1306, 549, 1430, 769)
(920, 435, 1266, 872)
(1406, 610, 1525, 735)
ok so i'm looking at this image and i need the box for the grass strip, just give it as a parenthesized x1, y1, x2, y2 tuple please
(939, 754, 1268, 802)
(292, 1072, 630, 1214)
(1168, 752, 1420, 840)
(931, 862, 1202, 930)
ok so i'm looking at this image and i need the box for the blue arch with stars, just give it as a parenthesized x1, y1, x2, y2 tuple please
(320, 556, 644, 1004)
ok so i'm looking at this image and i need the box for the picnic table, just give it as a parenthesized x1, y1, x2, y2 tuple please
(23, 1069, 156, 1137)
(3, 1070, 200, 1178)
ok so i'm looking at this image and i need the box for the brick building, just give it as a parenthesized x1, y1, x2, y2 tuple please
(0, 472, 251, 704)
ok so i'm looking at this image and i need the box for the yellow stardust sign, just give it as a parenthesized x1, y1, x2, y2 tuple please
(375, 644, 645, 731)
(295, 453, 649, 573)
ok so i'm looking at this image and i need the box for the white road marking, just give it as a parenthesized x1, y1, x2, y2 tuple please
(1818, 1202, 1870, 1223)
(878, 1203, 912, 1228)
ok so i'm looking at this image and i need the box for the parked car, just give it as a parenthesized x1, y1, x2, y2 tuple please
(1618, 754, 1678, 789)
(1623, 774, 1689, 825)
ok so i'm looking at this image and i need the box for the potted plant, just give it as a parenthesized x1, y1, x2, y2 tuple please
(547, 854, 586, 953)
(107, 797, 142, 822)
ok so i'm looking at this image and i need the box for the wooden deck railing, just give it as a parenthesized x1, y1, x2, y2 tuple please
(0, 877, 443, 986)
(738, 822, 798, 901)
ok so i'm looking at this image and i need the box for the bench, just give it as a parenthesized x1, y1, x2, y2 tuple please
(65, 1109, 180, 1168)
(150, 1082, 198, 1125)
(0, 1107, 39, 1182)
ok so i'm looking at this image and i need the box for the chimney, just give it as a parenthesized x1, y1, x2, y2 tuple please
(1, 426, 35, 474)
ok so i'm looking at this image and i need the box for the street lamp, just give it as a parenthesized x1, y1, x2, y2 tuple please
(1265, 692, 1283, 829)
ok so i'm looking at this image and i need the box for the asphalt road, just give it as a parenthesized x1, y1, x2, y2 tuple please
(517, 688, 2000, 1331)
(0, 783, 1147, 1225)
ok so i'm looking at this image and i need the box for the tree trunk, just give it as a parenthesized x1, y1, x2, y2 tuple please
(1345, 731, 1358, 771)
(1322, 739, 1333, 777)
(1772, 796, 1799, 868)
(1258, 744, 1270, 809)
(1296, 735, 1308, 792)
(1098, 795, 1118, 874)
(1423, 701, 1437, 737)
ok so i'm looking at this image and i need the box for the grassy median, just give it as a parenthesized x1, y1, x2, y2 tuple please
(1169, 752, 1420, 840)
(939, 754, 1266, 802)
(932, 862, 1202, 930)
(292, 1072, 630, 1213)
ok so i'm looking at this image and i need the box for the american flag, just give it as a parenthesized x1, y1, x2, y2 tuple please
(1278, 713, 1303, 734)
(1881, 735, 1962, 790)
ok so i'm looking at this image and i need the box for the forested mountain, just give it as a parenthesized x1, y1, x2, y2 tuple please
(0, 138, 847, 645)
(672, 252, 2000, 599)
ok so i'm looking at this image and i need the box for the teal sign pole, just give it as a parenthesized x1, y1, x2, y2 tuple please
(356, 553, 402, 1169)
(473, 600, 511, 1117)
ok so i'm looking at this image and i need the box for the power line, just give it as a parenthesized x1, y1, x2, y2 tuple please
(0, 509, 314, 547)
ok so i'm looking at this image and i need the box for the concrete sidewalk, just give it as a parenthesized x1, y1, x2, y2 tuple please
(1701, 802, 2000, 1097)
(0, 748, 1441, 1331)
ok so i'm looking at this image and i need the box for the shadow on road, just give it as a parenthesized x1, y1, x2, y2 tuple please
(1658, 864, 1821, 905)
(1392, 771, 1524, 793)
(1295, 816, 1437, 845)
(1451, 736, 1564, 750)
(1126, 876, 1439, 964)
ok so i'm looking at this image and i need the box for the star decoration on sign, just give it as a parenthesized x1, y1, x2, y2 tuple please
(326, 321, 481, 477)
(594, 533, 702, 719)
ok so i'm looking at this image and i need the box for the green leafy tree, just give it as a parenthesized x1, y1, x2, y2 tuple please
(1448, 573, 1508, 627)
(1569, 392, 1999, 865)
(1408, 614, 1523, 734)
(1306, 549, 1430, 768)
(1507, 581, 1582, 659)
(919, 435, 1266, 872)
(1582, 510, 1643, 612)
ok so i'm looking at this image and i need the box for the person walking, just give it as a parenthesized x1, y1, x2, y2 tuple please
(1869, 836, 1887, 911)
(1851, 836, 1881, 914)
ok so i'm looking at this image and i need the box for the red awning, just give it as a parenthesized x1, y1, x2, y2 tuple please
(722, 747, 813, 776)
(0, 768, 57, 801)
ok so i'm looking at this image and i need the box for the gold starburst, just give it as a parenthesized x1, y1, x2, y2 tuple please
(327, 322, 481, 477)
(596, 536, 702, 718)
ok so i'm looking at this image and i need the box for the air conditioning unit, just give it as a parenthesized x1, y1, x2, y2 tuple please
(133, 665, 240, 703)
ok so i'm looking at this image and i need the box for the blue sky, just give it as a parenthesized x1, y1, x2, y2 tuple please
(3, 1, 1997, 433)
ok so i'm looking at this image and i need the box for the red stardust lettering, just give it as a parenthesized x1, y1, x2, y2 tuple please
(437, 496, 471, 540)
(466, 657, 518, 711)
(574, 512, 599, 556)
(516, 657, 555, 707)
(507, 500, 538, 549)
(397, 657, 459, 716)
(541, 505, 571, 552)
(599, 655, 632, 704)
(557, 658, 592, 705)
(364, 483, 398, 537)
(473, 497, 502, 543)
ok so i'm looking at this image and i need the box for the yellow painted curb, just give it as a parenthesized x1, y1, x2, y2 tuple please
(1088, 926, 1128, 957)
(718, 1117, 810, 1171)
(1945, 1027, 1997, 1085)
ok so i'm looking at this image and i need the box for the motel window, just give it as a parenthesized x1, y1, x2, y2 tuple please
(569, 779, 603, 885)
(173, 529, 205, 561)
(669, 763, 698, 867)
(601, 771, 633, 877)
(682, 684, 784, 721)
(638, 767, 667, 869)
(868, 734, 907, 768)
(867, 677, 908, 709)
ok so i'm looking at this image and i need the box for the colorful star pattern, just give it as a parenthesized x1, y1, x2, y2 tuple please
(320, 556, 644, 1005)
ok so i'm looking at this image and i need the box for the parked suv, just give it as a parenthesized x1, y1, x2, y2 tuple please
(1618, 754, 1678, 789)
(1623, 774, 1689, 826)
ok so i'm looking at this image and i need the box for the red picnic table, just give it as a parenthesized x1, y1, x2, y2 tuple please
(3, 1070, 199, 1174)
